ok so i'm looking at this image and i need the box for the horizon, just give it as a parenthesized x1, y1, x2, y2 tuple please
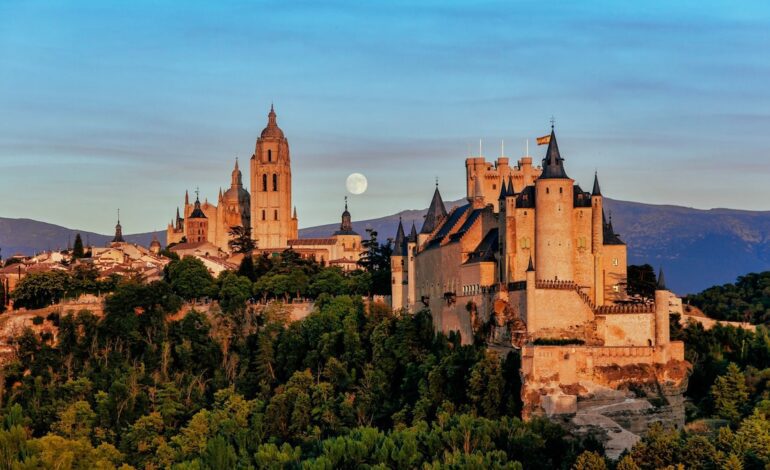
(2, 1, 770, 234)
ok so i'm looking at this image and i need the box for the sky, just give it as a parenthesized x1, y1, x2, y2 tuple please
(1, 0, 770, 235)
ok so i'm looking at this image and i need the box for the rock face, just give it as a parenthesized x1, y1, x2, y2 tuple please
(522, 355, 690, 459)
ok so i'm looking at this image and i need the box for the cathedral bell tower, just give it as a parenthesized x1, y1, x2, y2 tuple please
(250, 105, 298, 249)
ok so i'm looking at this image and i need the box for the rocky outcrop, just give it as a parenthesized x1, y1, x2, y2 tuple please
(522, 356, 690, 459)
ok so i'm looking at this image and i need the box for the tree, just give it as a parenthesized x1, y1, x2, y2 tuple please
(218, 273, 253, 314)
(572, 451, 607, 470)
(357, 229, 392, 296)
(167, 257, 214, 301)
(11, 270, 71, 309)
(72, 233, 85, 259)
(711, 363, 748, 424)
(228, 225, 256, 255)
(626, 264, 657, 300)
(468, 352, 505, 418)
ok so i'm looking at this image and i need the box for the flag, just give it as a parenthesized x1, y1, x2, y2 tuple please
(536, 135, 551, 146)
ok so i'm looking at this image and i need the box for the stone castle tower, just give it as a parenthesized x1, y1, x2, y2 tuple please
(250, 105, 298, 249)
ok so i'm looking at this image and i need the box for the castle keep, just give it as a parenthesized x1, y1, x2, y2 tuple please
(392, 127, 688, 455)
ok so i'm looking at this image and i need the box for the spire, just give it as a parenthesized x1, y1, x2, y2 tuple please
(293, 206, 297, 219)
(260, 103, 285, 139)
(218, 187, 223, 202)
(421, 185, 448, 234)
(409, 221, 418, 242)
(394, 217, 406, 255)
(592, 171, 602, 196)
(112, 209, 125, 243)
(189, 189, 207, 219)
(539, 127, 569, 179)
(334, 196, 357, 235)
(657, 267, 667, 290)
(498, 178, 509, 201)
(507, 175, 515, 196)
(231, 158, 242, 188)
(185, 190, 189, 206)
(526, 254, 535, 272)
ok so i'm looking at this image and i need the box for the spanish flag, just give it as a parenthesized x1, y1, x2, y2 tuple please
(536, 135, 551, 146)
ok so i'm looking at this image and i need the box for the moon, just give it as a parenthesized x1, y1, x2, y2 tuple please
(346, 173, 368, 195)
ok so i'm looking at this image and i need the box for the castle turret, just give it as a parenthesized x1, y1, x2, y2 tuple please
(591, 172, 604, 305)
(391, 217, 408, 310)
(534, 127, 574, 281)
(655, 267, 670, 348)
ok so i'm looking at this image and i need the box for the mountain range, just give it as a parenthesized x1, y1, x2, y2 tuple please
(3, 197, 770, 294)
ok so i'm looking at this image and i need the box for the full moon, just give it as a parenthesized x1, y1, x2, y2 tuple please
(346, 173, 368, 195)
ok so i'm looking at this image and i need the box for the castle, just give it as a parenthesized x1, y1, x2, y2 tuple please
(391, 126, 688, 451)
(166, 106, 361, 269)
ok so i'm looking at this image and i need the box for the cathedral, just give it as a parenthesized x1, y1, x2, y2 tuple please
(166, 106, 361, 268)
(391, 126, 687, 428)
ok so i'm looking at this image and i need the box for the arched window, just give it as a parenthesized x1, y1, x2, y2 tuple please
(262, 174, 267, 192)
(272, 174, 278, 191)
(274, 210, 278, 220)
(267, 149, 272, 162)
(261, 210, 266, 221)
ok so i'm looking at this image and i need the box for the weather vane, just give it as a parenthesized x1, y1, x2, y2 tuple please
(550, 115, 555, 129)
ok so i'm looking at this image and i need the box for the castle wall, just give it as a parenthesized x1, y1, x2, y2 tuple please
(572, 207, 593, 288)
(465, 156, 542, 212)
(512, 208, 535, 282)
(602, 244, 627, 301)
(596, 313, 655, 347)
(528, 288, 594, 338)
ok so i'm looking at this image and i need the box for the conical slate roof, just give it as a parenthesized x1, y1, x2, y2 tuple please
(539, 128, 569, 179)
(592, 172, 602, 196)
(189, 196, 207, 219)
(409, 221, 418, 242)
(657, 267, 667, 290)
(421, 186, 447, 234)
(498, 179, 509, 201)
(393, 218, 407, 255)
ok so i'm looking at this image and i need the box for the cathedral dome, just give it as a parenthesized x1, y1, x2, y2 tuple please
(260, 104, 285, 139)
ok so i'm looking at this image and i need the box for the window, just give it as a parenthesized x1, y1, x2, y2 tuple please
(261, 210, 266, 221)
(559, 187, 563, 194)
(520, 237, 531, 249)
(272, 174, 278, 191)
(267, 149, 272, 162)
(274, 210, 278, 220)
(577, 237, 586, 248)
(262, 174, 267, 191)
(612, 258, 619, 266)
(546, 188, 549, 194)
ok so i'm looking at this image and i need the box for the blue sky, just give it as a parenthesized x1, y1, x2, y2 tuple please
(1, 1, 769, 234)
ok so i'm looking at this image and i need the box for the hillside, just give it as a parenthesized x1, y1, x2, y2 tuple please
(3, 198, 770, 294)
(0, 217, 159, 255)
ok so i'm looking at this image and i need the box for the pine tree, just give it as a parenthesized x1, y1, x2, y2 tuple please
(72, 233, 85, 258)
(711, 362, 748, 424)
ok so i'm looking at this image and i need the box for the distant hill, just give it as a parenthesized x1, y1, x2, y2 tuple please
(3, 198, 770, 294)
(299, 198, 770, 295)
(0, 218, 160, 256)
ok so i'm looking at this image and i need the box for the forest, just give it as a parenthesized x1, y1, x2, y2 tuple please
(3, 251, 770, 468)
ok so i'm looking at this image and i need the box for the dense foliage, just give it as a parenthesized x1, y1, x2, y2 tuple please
(10, 266, 119, 309)
(0, 273, 600, 468)
(7, 263, 770, 467)
(686, 271, 770, 323)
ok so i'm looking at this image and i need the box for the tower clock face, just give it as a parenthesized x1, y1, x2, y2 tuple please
(346, 173, 368, 195)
